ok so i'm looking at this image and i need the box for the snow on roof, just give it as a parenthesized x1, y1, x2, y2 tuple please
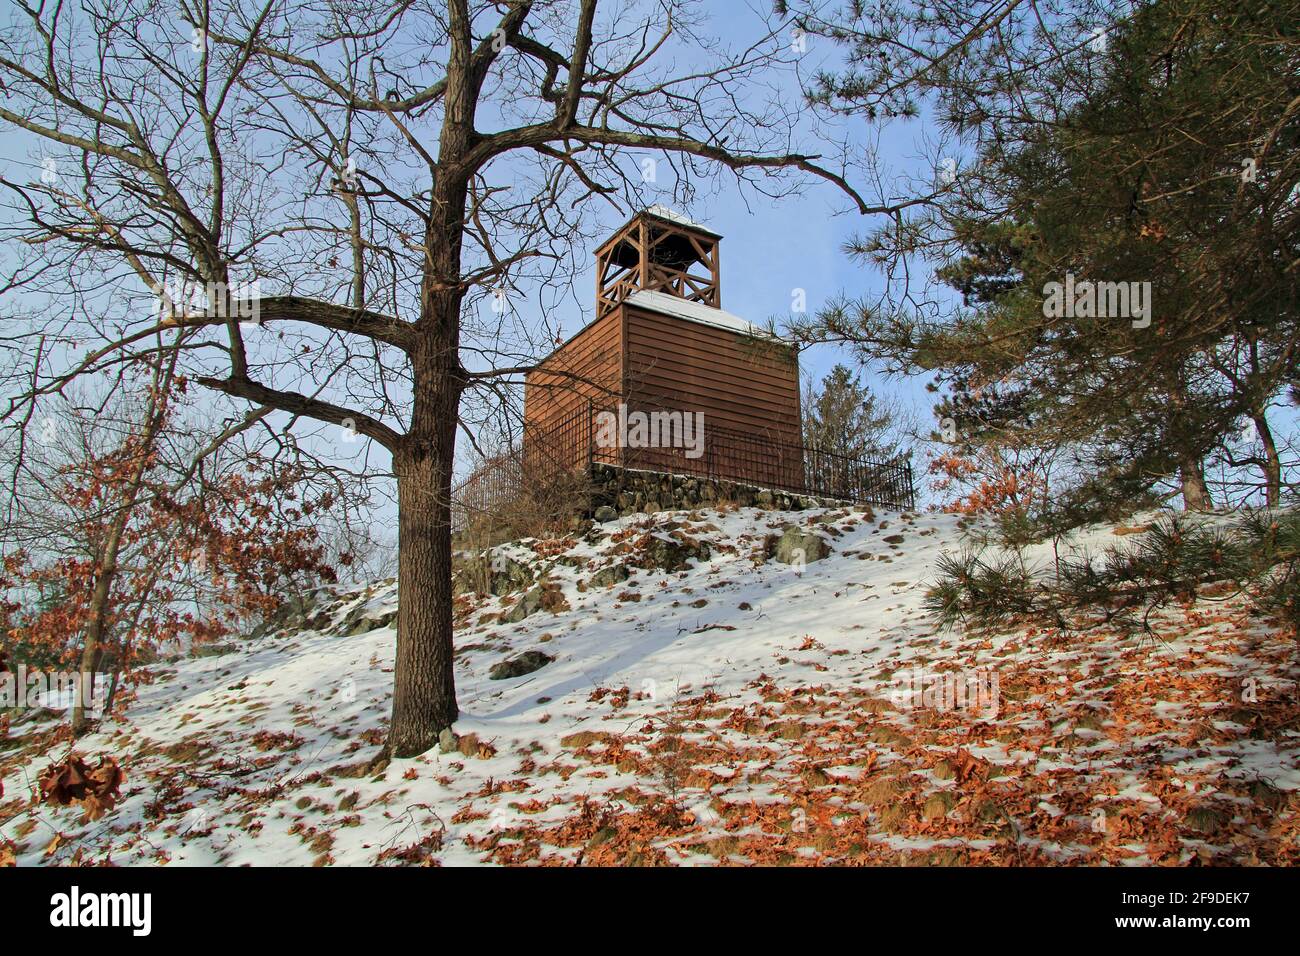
(624, 289, 788, 343)
(643, 204, 721, 237)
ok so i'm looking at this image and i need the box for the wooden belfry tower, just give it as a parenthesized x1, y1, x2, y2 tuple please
(595, 205, 721, 313)
(523, 206, 804, 490)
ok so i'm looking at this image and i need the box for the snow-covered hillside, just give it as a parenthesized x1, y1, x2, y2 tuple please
(3, 505, 1298, 866)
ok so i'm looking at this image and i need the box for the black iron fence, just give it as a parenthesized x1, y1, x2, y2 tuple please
(452, 402, 915, 527)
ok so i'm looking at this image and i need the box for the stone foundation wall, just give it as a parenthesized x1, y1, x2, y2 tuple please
(588, 462, 845, 519)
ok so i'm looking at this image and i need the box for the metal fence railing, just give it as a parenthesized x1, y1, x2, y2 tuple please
(452, 402, 915, 528)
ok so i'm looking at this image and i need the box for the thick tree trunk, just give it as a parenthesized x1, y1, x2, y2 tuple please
(1178, 452, 1214, 511)
(385, 185, 466, 757)
(1166, 372, 1213, 513)
(1251, 411, 1282, 507)
(388, 422, 459, 757)
(383, 14, 476, 758)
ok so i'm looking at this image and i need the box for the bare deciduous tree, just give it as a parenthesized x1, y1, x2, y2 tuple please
(0, 0, 920, 756)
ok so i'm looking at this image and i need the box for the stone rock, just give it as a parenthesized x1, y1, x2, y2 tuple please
(453, 552, 534, 597)
(304, 607, 337, 632)
(255, 587, 367, 638)
(500, 579, 570, 619)
(812, 510, 848, 525)
(489, 650, 554, 680)
(488, 555, 535, 596)
(438, 728, 458, 754)
(501, 586, 545, 624)
(587, 564, 631, 589)
(767, 525, 832, 565)
(338, 603, 398, 636)
(588, 462, 856, 521)
(638, 534, 711, 573)
(191, 642, 238, 658)
(251, 592, 317, 638)
(593, 505, 618, 523)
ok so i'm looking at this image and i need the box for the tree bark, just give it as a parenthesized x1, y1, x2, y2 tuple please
(71, 537, 118, 734)
(386, 187, 464, 754)
(381, 7, 477, 758)
(1178, 452, 1214, 512)
(1251, 411, 1282, 507)
(388, 429, 459, 756)
(386, 298, 465, 755)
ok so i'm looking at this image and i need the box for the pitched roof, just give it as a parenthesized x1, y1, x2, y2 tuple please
(643, 204, 721, 237)
(624, 289, 787, 343)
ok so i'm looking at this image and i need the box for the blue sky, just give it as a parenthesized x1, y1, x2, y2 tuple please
(0, 1, 941, 457)
(506, 1, 943, 432)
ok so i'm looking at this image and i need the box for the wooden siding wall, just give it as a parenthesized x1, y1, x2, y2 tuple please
(623, 306, 800, 436)
(523, 307, 623, 471)
(522, 303, 804, 489)
(620, 305, 802, 486)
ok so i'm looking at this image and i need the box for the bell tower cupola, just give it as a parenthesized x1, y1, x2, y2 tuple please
(594, 205, 722, 317)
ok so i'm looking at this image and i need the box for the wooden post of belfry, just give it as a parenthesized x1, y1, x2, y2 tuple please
(712, 233, 720, 308)
(638, 216, 648, 292)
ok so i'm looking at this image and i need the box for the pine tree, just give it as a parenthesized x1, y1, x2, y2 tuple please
(802, 365, 899, 460)
(798, 0, 1299, 522)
